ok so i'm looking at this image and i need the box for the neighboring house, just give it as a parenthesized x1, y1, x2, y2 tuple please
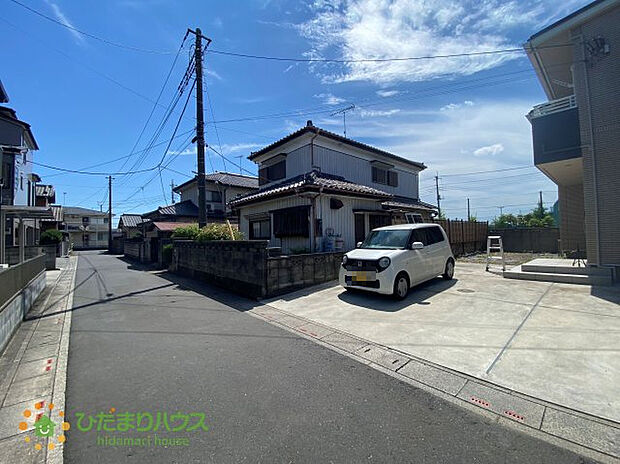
(229, 121, 435, 253)
(40, 205, 64, 234)
(35, 184, 55, 207)
(0, 102, 40, 246)
(525, 0, 620, 273)
(173, 172, 258, 222)
(141, 200, 198, 224)
(63, 206, 111, 249)
(117, 213, 143, 238)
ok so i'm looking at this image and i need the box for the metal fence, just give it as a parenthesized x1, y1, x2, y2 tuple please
(0, 255, 46, 309)
(433, 219, 489, 256)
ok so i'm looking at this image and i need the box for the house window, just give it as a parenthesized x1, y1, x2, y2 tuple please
(103, 217, 109, 224)
(250, 218, 270, 239)
(210, 190, 222, 202)
(371, 166, 398, 187)
(273, 206, 309, 238)
(405, 213, 423, 224)
(97, 232, 107, 241)
(258, 159, 286, 185)
(82, 217, 90, 225)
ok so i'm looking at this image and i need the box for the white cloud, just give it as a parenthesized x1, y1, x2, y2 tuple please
(440, 100, 475, 111)
(219, 142, 263, 153)
(205, 69, 222, 81)
(473, 143, 504, 156)
(376, 89, 399, 97)
(314, 92, 346, 105)
(359, 108, 400, 117)
(298, 0, 558, 84)
(44, 0, 85, 45)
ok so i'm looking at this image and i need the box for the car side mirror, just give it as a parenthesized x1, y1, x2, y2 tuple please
(410, 241, 424, 250)
(356, 241, 363, 248)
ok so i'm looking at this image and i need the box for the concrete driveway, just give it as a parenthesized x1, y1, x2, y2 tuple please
(264, 262, 620, 423)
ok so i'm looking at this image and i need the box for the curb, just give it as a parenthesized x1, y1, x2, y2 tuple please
(46, 256, 78, 464)
(248, 303, 620, 463)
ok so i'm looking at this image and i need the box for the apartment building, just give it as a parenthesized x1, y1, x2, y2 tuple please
(63, 206, 110, 249)
(525, 0, 620, 276)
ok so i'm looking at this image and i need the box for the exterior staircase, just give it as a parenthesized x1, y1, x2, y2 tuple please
(503, 258, 614, 286)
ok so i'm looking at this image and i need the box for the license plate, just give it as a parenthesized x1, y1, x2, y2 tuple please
(349, 271, 376, 282)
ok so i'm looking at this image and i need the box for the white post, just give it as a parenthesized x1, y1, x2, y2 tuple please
(19, 217, 25, 263)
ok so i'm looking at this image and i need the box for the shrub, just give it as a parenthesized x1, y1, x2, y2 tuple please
(171, 224, 200, 240)
(196, 223, 243, 242)
(40, 229, 63, 245)
(162, 244, 173, 265)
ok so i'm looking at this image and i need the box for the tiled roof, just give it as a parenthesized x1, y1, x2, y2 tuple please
(382, 199, 437, 212)
(152, 222, 188, 232)
(248, 122, 426, 170)
(229, 170, 391, 207)
(63, 206, 108, 216)
(118, 214, 143, 228)
(35, 184, 55, 198)
(173, 172, 259, 192)
(144, 200, 199, 218)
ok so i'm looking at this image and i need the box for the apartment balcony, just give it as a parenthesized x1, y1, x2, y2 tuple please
(527, 95, 583, 186)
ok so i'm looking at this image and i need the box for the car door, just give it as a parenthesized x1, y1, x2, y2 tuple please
(425, 226, 447, 276)
(405, 228, 432, 284)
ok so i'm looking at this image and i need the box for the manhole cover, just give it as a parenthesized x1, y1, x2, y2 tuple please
(457, 289, 475, 293)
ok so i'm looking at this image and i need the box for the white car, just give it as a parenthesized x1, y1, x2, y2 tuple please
(339, 223, 455, 300)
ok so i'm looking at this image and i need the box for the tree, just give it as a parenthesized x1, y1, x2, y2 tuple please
(491, 205, 555, 228)
(40, 229, 63, 245)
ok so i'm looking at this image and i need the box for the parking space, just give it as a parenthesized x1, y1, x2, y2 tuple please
(264, 262, 620, 423)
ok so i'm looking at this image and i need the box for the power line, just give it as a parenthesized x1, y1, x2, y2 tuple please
(7, 0, 176, 54)
(7, 0, 575, 61)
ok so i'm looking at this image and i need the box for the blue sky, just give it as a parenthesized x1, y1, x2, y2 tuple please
(1, 0, 590, 220)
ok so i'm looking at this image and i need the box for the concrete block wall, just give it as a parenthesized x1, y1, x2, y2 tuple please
(266, 252, 344, 297)
(173, 240, 269, 298)
(6, 245, 57, 270)
(124, 240, 144, 262)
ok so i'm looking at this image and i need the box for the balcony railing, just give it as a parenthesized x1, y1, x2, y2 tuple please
(527, 95, 576, 120)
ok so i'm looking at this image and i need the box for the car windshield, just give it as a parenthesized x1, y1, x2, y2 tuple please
(361, 229, 411, 249)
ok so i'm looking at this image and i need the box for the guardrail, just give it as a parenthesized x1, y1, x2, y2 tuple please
(0, 254, 46, 310)
(527, 94, 576, 120)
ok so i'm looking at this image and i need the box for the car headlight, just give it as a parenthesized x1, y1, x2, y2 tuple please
(378, 257, 391, 270)
(342, 255, 348, 266)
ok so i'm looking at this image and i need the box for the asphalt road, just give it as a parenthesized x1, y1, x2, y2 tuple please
(64, 251, 593, 463)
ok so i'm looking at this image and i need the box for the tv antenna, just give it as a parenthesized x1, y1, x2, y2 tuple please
(331, 104, 355, 138)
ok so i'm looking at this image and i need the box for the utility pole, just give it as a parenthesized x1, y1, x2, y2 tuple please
(188, 27, 211, 228)
(434, 173, 441, 218)
(539, 190, 543, 210)
(467, 198, 470, 221)
(170, 180, 175, 204)
(108, 176, 112, 252)
(235, 155, 243, 174)
(498, 205, 504, 216)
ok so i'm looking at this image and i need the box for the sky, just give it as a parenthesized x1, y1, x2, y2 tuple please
(0, 0, 591, 221)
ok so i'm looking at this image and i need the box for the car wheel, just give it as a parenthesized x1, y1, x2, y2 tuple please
(393, 273, 409, 300)
(443, 258, 455, 280)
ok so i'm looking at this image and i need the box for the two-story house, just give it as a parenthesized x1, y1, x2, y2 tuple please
(525, 0, 619, 278)
(173, 172, 259, 222)
(63, 206, 111, 249)
(0, 100, 41, 246)
(229, 121, 435, 253)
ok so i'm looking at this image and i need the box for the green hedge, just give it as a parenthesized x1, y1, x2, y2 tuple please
(172, 223, 243, 242)
(40, 229, 63, 245)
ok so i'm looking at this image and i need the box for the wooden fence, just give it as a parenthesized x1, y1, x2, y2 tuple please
(432, 219, 488, 257)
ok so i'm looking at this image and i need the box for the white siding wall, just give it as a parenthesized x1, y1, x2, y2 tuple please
(178, 183, 256, 213)
(257, 137, 420, 199)
(239, 194, 384, 253)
